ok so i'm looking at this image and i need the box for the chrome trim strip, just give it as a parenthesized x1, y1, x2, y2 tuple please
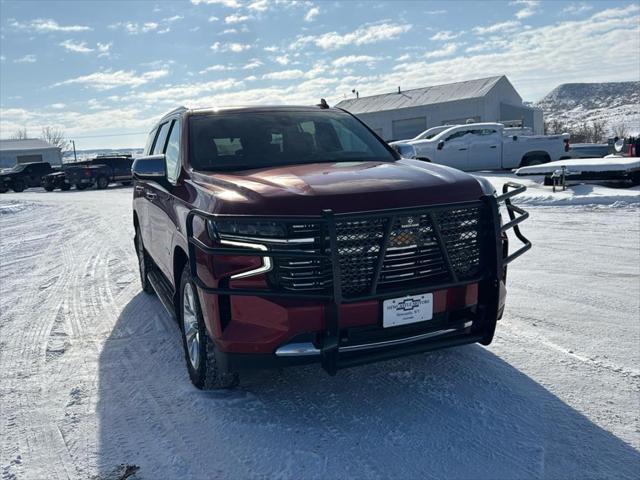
(274, 321, 472, 357)
(340, 321, 472, 352)
(221, 235, 315, 245)
(220, 239, 272, 279)
(274, 343, 321, 357)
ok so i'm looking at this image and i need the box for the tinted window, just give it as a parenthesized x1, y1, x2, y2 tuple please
(445, 130, 470, 142)
(165, 120, 181, 183)
(189, 110, 395, 171)
(153, 122, 171, 155)
(144, 129, 157, 155)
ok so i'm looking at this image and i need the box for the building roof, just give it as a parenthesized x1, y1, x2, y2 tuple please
(0, 138, 59, 152)
(335, 75, 505, 114)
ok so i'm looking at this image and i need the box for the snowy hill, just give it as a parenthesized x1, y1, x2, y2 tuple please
(535, 81, 640, 135)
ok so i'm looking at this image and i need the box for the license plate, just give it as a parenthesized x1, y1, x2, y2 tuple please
(383, 293, 433, 328)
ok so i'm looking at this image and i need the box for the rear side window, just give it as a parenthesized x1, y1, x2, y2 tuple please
(164, 120, 181, 183)
(153, 122, 171, 155)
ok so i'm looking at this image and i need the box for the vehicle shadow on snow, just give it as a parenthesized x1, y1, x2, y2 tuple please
(97, 293, 640, 480)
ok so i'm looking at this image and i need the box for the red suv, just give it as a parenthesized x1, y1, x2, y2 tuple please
(132, 105, 530, 389)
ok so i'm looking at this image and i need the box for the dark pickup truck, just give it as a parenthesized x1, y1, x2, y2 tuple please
(132, 105, 531, 389)
(42, 155, 134, 191)
(0, 162, 54, 193)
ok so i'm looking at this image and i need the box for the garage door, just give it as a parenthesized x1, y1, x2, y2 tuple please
(392, 117, 426, 141)
(17, 154, 43, 164)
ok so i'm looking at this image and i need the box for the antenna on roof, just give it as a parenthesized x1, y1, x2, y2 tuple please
(317, 98, 329, 109)
(398, 86, 401, 94)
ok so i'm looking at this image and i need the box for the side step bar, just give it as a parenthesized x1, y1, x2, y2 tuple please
(147, 269, 176, 319)
(275, 321, 473, 357)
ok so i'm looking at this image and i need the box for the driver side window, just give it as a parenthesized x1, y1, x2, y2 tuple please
(164, 120, 181, 184)
(445, 130, 469, 142)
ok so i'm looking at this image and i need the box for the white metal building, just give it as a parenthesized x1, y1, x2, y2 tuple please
(336, 75, 543, 141)
(0, 138, 62, 169)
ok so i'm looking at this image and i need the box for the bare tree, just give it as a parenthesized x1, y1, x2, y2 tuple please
(611, 122, 629, 139)
(40, 126, 69, 152)
(591, 120, 607, 143)
(10, 127, 29, 140)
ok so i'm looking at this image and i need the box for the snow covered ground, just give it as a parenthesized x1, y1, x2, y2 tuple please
(1, 179, 639, 480)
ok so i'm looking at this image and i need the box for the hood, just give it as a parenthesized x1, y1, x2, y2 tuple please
(191, 159, 483, 215)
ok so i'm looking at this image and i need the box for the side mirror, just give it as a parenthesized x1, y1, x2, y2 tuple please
(132, 155, 167, 182)
(437, 140, 445, 150)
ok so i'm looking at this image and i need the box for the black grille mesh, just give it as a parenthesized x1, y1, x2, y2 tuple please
(272, 204, 486, 297)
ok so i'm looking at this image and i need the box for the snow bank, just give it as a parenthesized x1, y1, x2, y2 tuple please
(476, 172, 640, 207)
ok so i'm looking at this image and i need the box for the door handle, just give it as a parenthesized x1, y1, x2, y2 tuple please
(135, 185, 144, 192)
(458, 148, 467, 151)
(490, 145, 497, 149)
(145, 192, 157, 200)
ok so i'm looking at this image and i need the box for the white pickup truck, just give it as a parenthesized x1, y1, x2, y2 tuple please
(390, 122, 570, 171)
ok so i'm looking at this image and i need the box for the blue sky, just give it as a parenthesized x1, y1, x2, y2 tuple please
(1, 0, 638, 149)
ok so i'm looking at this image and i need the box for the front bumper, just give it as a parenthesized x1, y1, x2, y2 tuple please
(187, 183, 531, 375)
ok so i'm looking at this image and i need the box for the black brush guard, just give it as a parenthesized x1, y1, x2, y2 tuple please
(186, 182, 531, 374)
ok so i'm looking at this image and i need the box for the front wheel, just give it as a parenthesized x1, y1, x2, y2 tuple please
(43, 185, 55, 192)
(96, 176, 109, 189)
(0, 186, 7, 194)
(60, 184, 71, 191)
(179, 265, 239, 390)
(11, 180, 25, 193)
(76, 184, 88, 190)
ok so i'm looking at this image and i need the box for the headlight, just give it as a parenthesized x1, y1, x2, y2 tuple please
(394, 144, 417, 158)
(207, 219, 285, 240)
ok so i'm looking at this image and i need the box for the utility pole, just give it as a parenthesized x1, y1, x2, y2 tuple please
(71, 140, 77, 163)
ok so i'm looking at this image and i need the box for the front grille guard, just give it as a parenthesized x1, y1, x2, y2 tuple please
(186, 183, 531, 375)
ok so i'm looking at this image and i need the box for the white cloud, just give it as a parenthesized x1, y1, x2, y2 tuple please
(292, 22, 412, 50)
(430, 30, 462, 41)
(425, 9, 446, 15)
(200, 65, 235, 74)
(243, 59, 263, 69)
(304, 7, 319, 22)
(248, 0, 269, 11)
(208, 16, 220, 22)
(53, 69, 169, 90)
(510, 0, 540, 19)
(396, 53, 410, 61)
(165, 15, 183, 22)
(225, 14, 251, 24)
(210, 42, 252, 52)
(11, 18, 91, 33)
(332, 55, 379, 67)
(0, 55, 5, 62)
(273, 54, 290, 65)
(109, 21, 161, 34)
(424, 42, 459, 58)
(60, 39, 93, 53)
(191, 0, 241, 7)
(264, 45, 279, 52)
(14, 55, 37, 63)
(50, 103, 66, 109)
(97, 42, 112, 57)
(262, 69, 305, 80)
(562, 2, 594, 15)
(472, 20, 521, 35)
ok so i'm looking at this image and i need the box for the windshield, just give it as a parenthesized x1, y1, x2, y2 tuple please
(189, 110, 397, 171)
(10, 164, 26, 172)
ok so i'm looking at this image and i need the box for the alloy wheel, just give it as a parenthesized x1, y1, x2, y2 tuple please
(182, 283, 200, 371)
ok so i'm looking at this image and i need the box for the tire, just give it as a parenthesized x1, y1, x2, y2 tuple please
(60, 184, 71, 191)
(76, 184, 87, 190)
(96, 176, 109, 190)
(179, 264, 239, 390)
(520, 154, 550, 168)
(0, 186, 8, 194)
(121, 181, 132, 186)
(44, 185, 55, 192)
(11, 180, 25, 193)
(135, 226, 155, 295)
